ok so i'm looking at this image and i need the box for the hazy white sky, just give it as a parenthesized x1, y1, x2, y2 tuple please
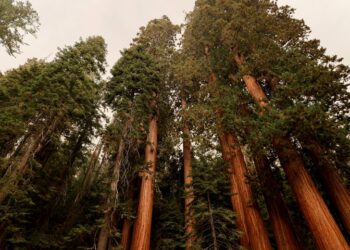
(0, 0, 349, 73)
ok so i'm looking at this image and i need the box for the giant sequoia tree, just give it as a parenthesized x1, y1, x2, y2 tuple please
(102, 45, 161, 250)
(181, 0, 350, 249)
(0, 1, 349, 250)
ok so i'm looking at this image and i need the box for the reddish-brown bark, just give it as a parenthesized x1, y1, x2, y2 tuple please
(254, 155, 301, 250)
(208, 53, 270, 249)
(121, 218, 133, 250)
(234, 54, 348, 249)
(304, 140, 350, 234)
(213, 72, 261, 249)
(274, 137, 348, 249)
(182, 96, 195, 250)
(225, 133, 272, 250)
(130, 116, 158, 250)
(97, 220, 109, 250)
(218, 133, 250, 249)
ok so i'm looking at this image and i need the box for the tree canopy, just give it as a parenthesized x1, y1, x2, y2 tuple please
(0, 1, 349, 250)
(0, 0, 39, 55)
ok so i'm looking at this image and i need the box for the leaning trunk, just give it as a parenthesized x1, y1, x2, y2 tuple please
(254, 155, 301, 250)
(121, 218, 133, 250)
(225, 133, 272, 250)
(303, 139, 350, 234)
(58, 143, 104, 235)
(210, 66, 250, 248)
(274, 137, 348, 249)
(207, 53, 270, 249)
(218, 133, 250, 249)
(74, 142, 103, 203)
(0, 115, 60, 204)
(234, 54, 348, 249)
(130, 115, 158, 250)
(182, 96, 195, 250)
(98, 118, 131, 250)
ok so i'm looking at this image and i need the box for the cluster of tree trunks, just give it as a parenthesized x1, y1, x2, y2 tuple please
(97, 119, 130, 250)
(254, 155, 301, 250)
(219, 131, 273, 250)
(0, 114, 61, 205)
(233, 53, 349, 249)
(99, 55, 349, 250)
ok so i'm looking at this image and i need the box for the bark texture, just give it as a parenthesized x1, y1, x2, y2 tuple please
(130, 116, 158, 250)
(121, 218, 133, 250)
(234, 54, 348, 249)
(273, 137, 349, 249)
(303, 139, 350, 234)
(219, 133, 250, 249)
(225, 133, 272, 250)
(254, 155, 301, 250)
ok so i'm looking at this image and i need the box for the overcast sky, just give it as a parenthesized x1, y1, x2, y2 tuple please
(0, 0, 349, 73)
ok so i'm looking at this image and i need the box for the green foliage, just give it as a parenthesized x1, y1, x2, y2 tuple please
(184, 0, 350, 165)
(0, 0, 39, 55)
(153, 153, 185, 250)
(0, 59, 46, 157)
(0, 37, 107, 249)
(192, 156, 239, 249)
(106, 46, 160, 115)
(0, 1, 349, 249)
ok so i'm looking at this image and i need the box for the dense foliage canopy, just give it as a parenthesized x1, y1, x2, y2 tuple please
(0, 1, 349, 250)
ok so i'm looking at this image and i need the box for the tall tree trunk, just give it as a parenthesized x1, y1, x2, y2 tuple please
(74, 142, 103, 203)
(302, 139, 350, 234)
(98, 119, 130, 250)
(97, 222, 109, 250)
(6, 132, 31, 159)
(206, 52, 270, 249)
(57, 123, 90, 200)
(58, 143, 104, 235)
(254, 155, 301, 250)
(218, 133, 250, 249)
(207, 192, 218, 250)
(225, 133, 272, 250)
(274, 137, 349, 249)
(234, 54, 348, 249)
(121, 184, 135, 250)
(213, 77, 264, 249)
(0, 115, 60, 204)
(121, 218, 133, 250)
(0, 113, 44, 158)
(130, 115, 158, 250)
(182, 96, 195, 250)
(209, 64, 250, 249)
